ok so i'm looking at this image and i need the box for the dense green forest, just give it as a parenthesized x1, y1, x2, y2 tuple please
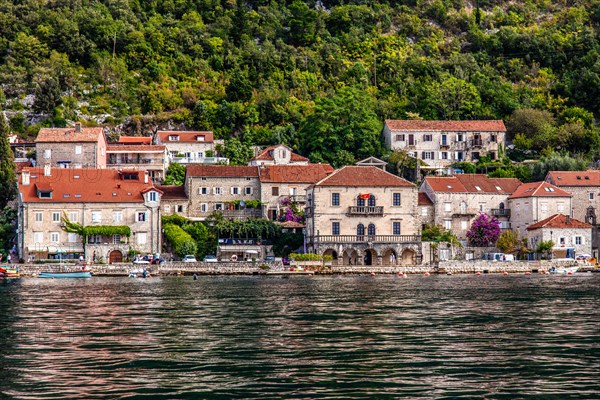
(2, 0, 600, 167)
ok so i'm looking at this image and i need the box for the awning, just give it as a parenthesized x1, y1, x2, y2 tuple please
(28, 246, 84, 253)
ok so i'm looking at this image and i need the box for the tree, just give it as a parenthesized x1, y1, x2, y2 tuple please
(496, 229, 521, 254)
(223, 137, 253, 165)
(530, 152, 588, 181)
(0, 112, 17, 210)
(536, 240, 554, 260)
(163, 163, 185, 186)
(33, 77, 62, 114)
(466, 213, 501, 247)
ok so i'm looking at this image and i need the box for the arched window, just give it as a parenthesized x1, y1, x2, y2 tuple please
(499, 202, 505, 210)
(357, 195, 365, 207)
(368, 195, 376, 207)
(357, 224, 365, 240)
(368, 223, 376, 236)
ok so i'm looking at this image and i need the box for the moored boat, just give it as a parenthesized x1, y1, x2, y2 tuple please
(0, 266, 20, 278)
(549, 265, 580, 274)
(38, 271, 92, 279)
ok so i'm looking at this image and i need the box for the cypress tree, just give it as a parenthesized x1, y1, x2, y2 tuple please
(0, 111, 17, 209)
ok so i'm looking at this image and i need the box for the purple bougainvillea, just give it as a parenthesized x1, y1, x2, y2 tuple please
(466, 213, 501, 247)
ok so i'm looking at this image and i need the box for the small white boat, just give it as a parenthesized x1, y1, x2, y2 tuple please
(549, 266, 580, 274)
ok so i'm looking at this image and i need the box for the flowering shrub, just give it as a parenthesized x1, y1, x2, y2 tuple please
(466, 213, 501, 247)
(279, 197, 304, 223)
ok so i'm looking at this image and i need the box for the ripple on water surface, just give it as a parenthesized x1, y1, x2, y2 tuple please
(1, 274, 599, 399)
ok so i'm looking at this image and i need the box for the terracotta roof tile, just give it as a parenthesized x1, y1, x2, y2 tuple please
(509, 181, 572, 199)
(259, 164, 334, 183)
(546, 170, 600, 187)
(186, 165, 259, 178)
(15, 160, 33, 173)
(418, 192, 433, 205)
(20, 168, 156, 203)
(107, 145, 165, 152)
(314, 166, 414, 187)
(251, 145, 309, 162)
(117, 136, 152, 145)
(424, 175, 521, 194)
(157, 131, 214, 143)
(35, 126, 104, 143)
(385, 119, 506, 131)
(156, 185, 188, 200)
(527, 214, 591, 230)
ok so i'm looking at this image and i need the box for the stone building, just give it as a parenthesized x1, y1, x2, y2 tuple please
(106, 144, 168, 184)
(545, 170, 600, 222)
(17, 167, 162, 263)
(419, 174, 521, 241)
(35, 123, 107, 168)
(526, 214, 592, 258)
(258, 164, 334, 220)
(185, 165, 261, 220)
(155, 130, 226, 164)
(508, 181, 572, 238)
(418, 192, 434, 229)
(248, 144, 309, 166)
(156, 185, 189, 218)
(305, 165, 421, 266)
(382, 120, 506, 167)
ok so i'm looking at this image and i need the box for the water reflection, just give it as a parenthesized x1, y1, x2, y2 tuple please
(0, 275, 598, 398)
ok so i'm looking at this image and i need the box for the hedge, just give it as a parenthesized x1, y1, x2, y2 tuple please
(163, 223, 197, 257)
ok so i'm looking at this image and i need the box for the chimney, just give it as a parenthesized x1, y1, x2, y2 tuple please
(44, 163, 51, 177)
(144, 171, 149, 184)
(22, 170, 30, 186)
(75, 122, 81, 133)
(566, 215, 571, 225)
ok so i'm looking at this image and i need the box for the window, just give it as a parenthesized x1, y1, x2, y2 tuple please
(575, 236, 583, 245)
(422, 151, 434, 160)
(113, 211, 123, 223)
(280, 150, 286, 158)
(489, 151, 496, 160)
(395, 134, 405, 141)
(168, 135, 179, 141)
(213, 187, 222, 195)
(113, 234, 121, 244)
(423, 134, 432, 142)
(148, 191, 158, 202)
(590, 193, 594, 201)
(460, 201, 467, 213)
(393, 193, 401, 206)
(461, 221, 468, 230)
(331, 193, 340, 206)
(200, 203, 208, 213)
(91, 211, 102, 223)
(88, 235, 101, 244)
(357, 224, 365, 239)
(164, 205, 171, 214)
(540, 203, 548, 212)
(52, 212, 61, 222)
(368, 195, 376, 207)
(441, 152, 449, 160)
(456, 134, 464, 142)
(196, 136, 205, 142)
(472, 152, 480, 161)
(557, 203, 565, 212)
(272, 187, 279, 196)
(490, 134, 497, 142)
(68, 233, 78, 243)
(197, 152, 204, 159)
(199, 187, 208, 195)
(357, 196, 365, 207)
(479, 203, 486, 212)
(39, 191, 52, 199)
(33, 232, 43, 243)
(289, 187, 297, 196)
(393, 222, 401, 235)
(421, 207, 428, 216)
(332, 222, 340, 235)
(231, 187, 240, 195)
(50, 232, 59, 243)
(368, 223, 376, 236)
(245, 187, 253, 195)
(444, 220, 452, 230)
(34, 212, 43, 222)
(455, 151, 464, 161)
(177, 205, 184, 213)
(214, 203, 224, 211)
(137, 212, 147, 222)
(559, 237, 566, 245)
(544, 187, 555, 192)
(475, 185, 482, 191)
(75, 145, 82, 155)
(137, 232, 147, 245)
(444, 202, 452, 212)
(44, 149, 51, 159)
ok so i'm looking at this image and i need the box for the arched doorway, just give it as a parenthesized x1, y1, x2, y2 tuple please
(323, 249, 338, 265)
(382, 248, 398, 265)
(109, 250, 123, 263)
(343, 248, 359, 265)
(400, 248, 416, 265)
(364, 249, 377, 266)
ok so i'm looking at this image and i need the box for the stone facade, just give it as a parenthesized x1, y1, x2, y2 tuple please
(526, 215, 592, 257)
(35, 124, 107, 168)
(106, 145, 168, 183)
(306, 166, 421, 266)
(155, 130, 224, 164)
(248, 144, 309, 166)
(383, 120, 506, 167)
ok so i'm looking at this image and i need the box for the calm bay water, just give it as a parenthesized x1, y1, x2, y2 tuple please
(1, 274, 599, 399)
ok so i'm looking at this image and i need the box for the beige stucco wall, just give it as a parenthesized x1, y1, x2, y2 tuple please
(509, 196, 572, 238)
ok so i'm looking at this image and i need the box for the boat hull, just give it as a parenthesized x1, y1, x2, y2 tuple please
(549, 266, 580, 274)
(0, 267, 20, 278)
(38, 272, 92, 279)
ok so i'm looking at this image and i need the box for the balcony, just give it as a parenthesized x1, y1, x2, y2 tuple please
(440, 141, 450, 148)
(107, 157, 163, 166)
(170, 156, 230, 165)
(491, 208, 511, 217)
(312, 235, 420, 244)
(220, 209, 263, 219)
(347, 206, 384, 216)
(471, 139, 484, 147)
(279, 194, 307, 203)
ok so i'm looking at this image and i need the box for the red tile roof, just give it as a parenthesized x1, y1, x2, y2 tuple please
(259, 164, 334, 183)
(418, 192, 433, 205)
(385, 119, 506, 132)
(509, 181, 572, 199)
(117, 136, 152, 145)
(156, 185, 188, 200)
(546, 170, 600, 187)
(186, 165, 259, 178)
(424, 175, 521, 194)
(20, 168, 156, 203)
(157, 131, 214, 143)
(527, 214, 591, 230)
(15, 160, 33, 173)
(35, 126, 104, 143)
(106, 145, 165, 152)
(251, 145, 309, 162)
(314, 166, 414, 187)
